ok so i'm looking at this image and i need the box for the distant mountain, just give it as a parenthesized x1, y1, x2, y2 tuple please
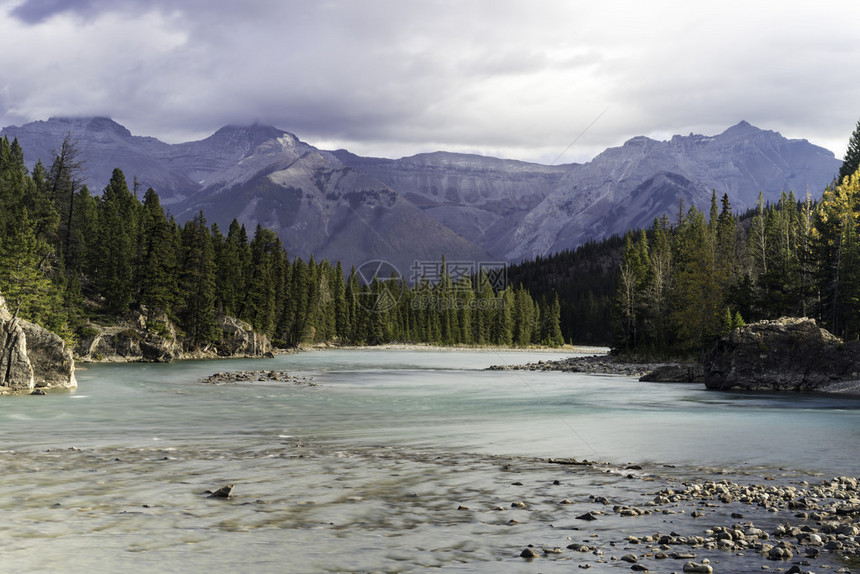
(503, 121, 840, 259)
(331, 150, 572, 256)
(2, 117, 196, 202)
(1, 117, 841, 268)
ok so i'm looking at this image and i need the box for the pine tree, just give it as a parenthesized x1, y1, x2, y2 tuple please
(671, 205, 724, 352)
(47, 133, 86, 259)
(96, 169, 138, 314)
(138, 188, 178, 317)
(814, 170, 860, 337)
(177, 213, 219, 346)
(838, 117, 860, 184)
(0, 208, 68, 337)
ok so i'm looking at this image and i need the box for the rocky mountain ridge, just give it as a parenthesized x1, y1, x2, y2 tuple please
(1, 117, 841, 268)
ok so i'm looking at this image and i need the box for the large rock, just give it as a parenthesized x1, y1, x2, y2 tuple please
(704, 317, 860, 392)
(216, 316, 272, 357)
(75, 312, 272, 362)
(76, 312, 181, 363)
(0, 311, 35, 390)
(0, 293, 76, 392)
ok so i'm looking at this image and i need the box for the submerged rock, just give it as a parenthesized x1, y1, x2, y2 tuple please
(207, 484, 234, 499)
(704, 317, 860, 392)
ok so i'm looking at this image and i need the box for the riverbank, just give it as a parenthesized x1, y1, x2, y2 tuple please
(487, 353, 695, 378)
(299, 342, 610, 354)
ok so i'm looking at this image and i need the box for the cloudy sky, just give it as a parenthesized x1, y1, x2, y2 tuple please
(1, 0, 858, 164)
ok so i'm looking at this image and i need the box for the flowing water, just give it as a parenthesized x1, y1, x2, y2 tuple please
(1, 349, 858, 573)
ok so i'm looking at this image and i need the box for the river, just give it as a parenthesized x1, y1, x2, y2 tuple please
(1, 349, 858, 573)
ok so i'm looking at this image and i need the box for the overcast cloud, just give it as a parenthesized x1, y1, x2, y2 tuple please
(1, 0, 858, 163)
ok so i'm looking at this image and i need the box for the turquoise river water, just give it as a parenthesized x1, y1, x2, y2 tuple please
(0, 349, 858, 573)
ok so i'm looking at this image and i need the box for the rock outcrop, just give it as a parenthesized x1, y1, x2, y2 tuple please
(0, 293, 76, 393)
(75, 312, 272, 362)
(0, 310, 34, 390)
(704, 317, 860, 392)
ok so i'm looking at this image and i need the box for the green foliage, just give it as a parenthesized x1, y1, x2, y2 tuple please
(838, 118, 860, 185)
(603, 130, 860, 355)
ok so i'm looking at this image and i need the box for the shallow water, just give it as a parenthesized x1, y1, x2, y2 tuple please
(1, 349, 858, 572)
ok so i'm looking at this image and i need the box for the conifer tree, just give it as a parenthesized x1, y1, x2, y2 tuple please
(838, 117, 860, 184)
(96, 169, 138, 314)
(138, 188, 178, 317)
(177, 213, 219, 346)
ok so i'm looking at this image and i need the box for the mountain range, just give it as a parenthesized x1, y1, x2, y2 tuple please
(1, 117, 841, 271)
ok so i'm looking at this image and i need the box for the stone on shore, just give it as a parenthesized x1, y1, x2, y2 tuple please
(704, 317, 860, 392)
(682, 562, 713, 573)
(0, 292, 76, 393)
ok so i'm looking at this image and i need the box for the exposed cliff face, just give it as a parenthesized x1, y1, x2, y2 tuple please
(75, 313, 272, 363)
(0, 313, 35, 391)
(0, 293, 76, 393)
(704, 317, 860, 393)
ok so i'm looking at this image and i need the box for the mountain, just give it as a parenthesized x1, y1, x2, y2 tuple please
(331, 150, 573, 256)
(502, 121, 840, 259)
(1, 118, 490, 271)
(1, 117, 196, 202)
(170, 131, 490, 273)
(1, 117, 842, 267)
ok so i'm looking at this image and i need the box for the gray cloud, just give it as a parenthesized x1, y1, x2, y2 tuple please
(1, 0, 859, 163)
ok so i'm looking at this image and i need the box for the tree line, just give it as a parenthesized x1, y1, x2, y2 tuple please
(613, 169, 860, 355)
(513, 118, 860, 354)
(0, 135, 563, 349)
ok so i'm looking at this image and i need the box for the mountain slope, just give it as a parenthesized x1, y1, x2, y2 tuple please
(504, 121, 840, 259)
(1, 117, 196, 201)
(175, 145, 489, 273)
(1, 117, 841, 266)
(332, 150, 572, 254)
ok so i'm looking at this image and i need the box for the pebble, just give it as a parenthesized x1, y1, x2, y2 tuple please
(683, 562, 713, 573)
(512, 472, 860, 572)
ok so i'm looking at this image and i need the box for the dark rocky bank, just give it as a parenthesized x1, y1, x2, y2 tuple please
(704, 317, 860, 393)
(488, 354, 703, 381)
(493, 317, 860, 395)
(75, 310, 274, 363)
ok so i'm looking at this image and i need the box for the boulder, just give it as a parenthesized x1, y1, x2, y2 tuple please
(0, 293, 76, 392)
(704, 317, 860, 392)
(216, 316, 272, 357)
(76, 321, 179, 363)
(19, 319, 76, 388)
(0, 311, 35, 390)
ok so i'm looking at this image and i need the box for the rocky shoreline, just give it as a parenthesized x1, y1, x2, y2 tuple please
(510, 458, 860, 573)
(199, 370, 316, 386)
(487, 354, 700, 380)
